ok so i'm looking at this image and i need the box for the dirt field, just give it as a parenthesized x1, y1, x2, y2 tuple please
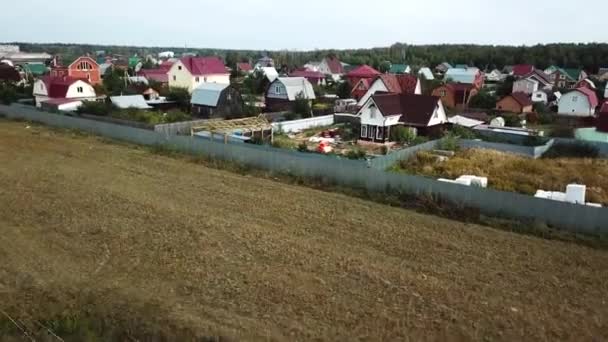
(396, 148, 608, 205)
(1, 119, 608, 340)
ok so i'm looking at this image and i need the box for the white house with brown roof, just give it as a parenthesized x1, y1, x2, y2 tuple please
(168, 56, 230, 92)
(318, 56, 344, 82)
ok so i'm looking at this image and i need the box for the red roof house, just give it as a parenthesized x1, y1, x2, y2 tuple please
(289, 68, 325, 85)
(33, 76, 97, 107)
(346, 64, 381, 86)
(356, 74, 421, 105)
(137, 69, 169, 84)
(168, 56, 230, 92)
(237, 62, 253, 73)
(513, 64, 535, 77)
(51, 56, 101, 85)
(320, 56, 344, 77)
(179, 56, 228, 75)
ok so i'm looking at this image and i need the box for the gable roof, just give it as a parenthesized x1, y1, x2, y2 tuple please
(110, 95, 152, 109)
(261, 67, 279, 82)
(67, 56, 99, 69)
(273, 77, 316, 101)
(573, 87, 599, 108)
(563, 68, 582, 81)
(41, 76, 90, 98)
(191, 83, 230, 107)
(137, 68, 168, 83)
(289, 68, 325, 79)
(377, 74, 419, 94)
(237, 62, 252, 72)
(418, 67, 434, 80)
(523, 70, 552, 86)
(23, 63, 48, 76)
(324, 56, 344, 74)
(513, 64, 535, 77)
(347, 64, 381, 78)
(444, 68, 479, 84)
(508, 92, 534, 107)
(372, 93, 440, 126)
(389, 64, 409, 74)
(179, 56, 228, 76)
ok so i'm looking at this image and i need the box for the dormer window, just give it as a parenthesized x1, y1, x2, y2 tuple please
(369, 104, 377, 119)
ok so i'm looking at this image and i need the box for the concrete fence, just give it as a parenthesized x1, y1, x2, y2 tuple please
(460, 139, 555, 159)
(1, 103, 608, 234)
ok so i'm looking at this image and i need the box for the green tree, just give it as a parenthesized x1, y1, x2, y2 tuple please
(167, 87, 191, 111)
(103, 68, 128, 96)
(336, 81, 352, 99)
(0, 82, 17, 105)
(496, 76, 515, 97)
(293, 92, 311, 117)
(378, 61, 391, 73)
(469, 90, 498, 109)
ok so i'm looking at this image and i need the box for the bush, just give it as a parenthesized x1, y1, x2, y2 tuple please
(167, 87, 191, 111)
(294, 92, 311, 117)
(163, 110, 191, 123)
(284, 112, 301, 121)
(449, 125, 477, 139)
(297, 142, 308, 152)
(345, 148, 367, 160)
(543, 143, 599, 159)
(390, 126, 416, 144)
(0, 83, 17, 105)
(550, 124, 574, 138)
(77, 101, 114, 116)
(437, 134, 460, 151)
(538, 112, 556, 125)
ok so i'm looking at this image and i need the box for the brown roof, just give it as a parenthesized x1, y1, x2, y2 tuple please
(376, 74, 418, 94)
(324, 56, 344, 74)
(508, 92, 533, 107)
(372, 93, 441, 127)
(0, 64, 21, 82)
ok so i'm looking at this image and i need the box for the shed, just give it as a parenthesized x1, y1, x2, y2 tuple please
(41, 98, 83, 112)
(110, 95, 152, 109)
(191, 83, 244, 119)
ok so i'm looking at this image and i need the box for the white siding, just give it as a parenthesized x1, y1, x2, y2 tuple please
(427, 100, 448, 126)
(532, 91, 548, 104)
(513, 79, 538, 95)
(66, 81, 96, 99)
(357, 80, 389, 106)
(558, 91, 594, 117)
(168, 61, 230, 93)
(358, 98, 400, 127)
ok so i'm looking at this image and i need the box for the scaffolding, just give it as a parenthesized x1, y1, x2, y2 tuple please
(190, 115, 274, 144)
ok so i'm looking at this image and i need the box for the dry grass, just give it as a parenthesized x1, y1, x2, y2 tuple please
(398, 148, 608, 205)
(1, 120, 608, 340)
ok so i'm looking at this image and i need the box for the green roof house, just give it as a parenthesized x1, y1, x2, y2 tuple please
(389, 64, 410, 74)
(23, 63, 48, 76)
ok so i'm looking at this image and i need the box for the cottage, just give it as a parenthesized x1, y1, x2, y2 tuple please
(33, 76, 97, 107)
(357, 74, 421, 107)
(513, 78, 539, 95)
(191, 83, 243, 119)
(558, 88, 599, 117)
(50, 56, 101, 85)
(435, 62, 453, 75)
(318, 56, 344, 82)
(432, 83, 478, 110)
(168, 56, 230, 92)
(346, 64, 381, 86)
(496, 92, 534, 114)
(544, 67, 587, 88)
(289, 68, 325, 86)
(418, 67, 434, 80)
(444, 67, 484, 88)
(265, 77, 316, 112)
(512, 64, 535, 77)
(531, 89, 554, 105)
(357, 93, 448, 142)
(389, 64, 411, 74)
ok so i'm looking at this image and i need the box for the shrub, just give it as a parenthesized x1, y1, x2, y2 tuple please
(449, 125, 477, 139)
(77, 101, 113, 116)
(437, 134, 460, 151)
(294, 92, 311, 117)
(297, 142, 308, 152)
(284, 112, 301, 121)
(163, 110, 191, 123)
(0, 83, 17, 105)
(550, 124, 574, 138)
(167, 87, 191, 110)
(390, 126, 417, 144)
(345, 148, 367, 160)
(538, 111, 556, 125)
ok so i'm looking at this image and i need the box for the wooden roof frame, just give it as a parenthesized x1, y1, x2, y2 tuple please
(190, 115, 274, 144)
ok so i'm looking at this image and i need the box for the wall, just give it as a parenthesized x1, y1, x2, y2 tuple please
(168, 61, 194, 91)
(369, 140, 440, 170)
(66, 81, 96, 99)
(272, 115, 334, 133)
(154, 119, 215, 136)
(1, 103, 608, 234)
(558, 91, 593, 116)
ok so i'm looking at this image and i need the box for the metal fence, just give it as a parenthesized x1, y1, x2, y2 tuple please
(272, 115, 334, 133)
(1, 103, 608, 234)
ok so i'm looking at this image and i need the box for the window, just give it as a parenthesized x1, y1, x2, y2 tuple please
(39, 84, 43, 90)
(376, 127, 383, 140)
(368, 126, 374, 139)
(195, 77, 200, 82)
(440, 90, 447, 97)
(173, 75, 177, 81)
(275, 85, 281, 94)
(359, 83, 366, 90)
(369, 105, 377, 119)
(86, 74, 90, 80)
(535, 94, 542, 98)
(433, 110, 438, 119)
(77, 87, 83, 93)
(560, 75, 565, 80)
(361, 125, 368, 138)
(178, 66, 182, 70)
(572, 96, 578, 103)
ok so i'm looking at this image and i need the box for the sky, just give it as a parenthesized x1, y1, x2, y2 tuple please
(1, 0, 605, 50)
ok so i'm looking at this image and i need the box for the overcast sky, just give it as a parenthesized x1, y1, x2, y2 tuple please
(1, 0, 604, 50)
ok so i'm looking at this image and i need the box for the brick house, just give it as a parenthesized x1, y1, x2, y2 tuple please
(496, 92, 534, 113)
(432, 83, 478, 110)
(50, 56, 101, 85)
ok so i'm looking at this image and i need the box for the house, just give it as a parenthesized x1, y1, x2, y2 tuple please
(389, 64, 411, 74)
(346, 64, 381, 86)
(496, 92, 534, 114)
(356, 93, 448, 142)
(137, 68, 169, 85)
(351, 78, 373, 101)
(444, 67, 484, 88)
(110, 95, 152, 110)
(531, 89, 554, 105)
(254, 56, 274, 69)
(432, 83, 478, 110)
(33, 76, 97, 107)
(0, 63, 22, 83)
(485, 69, 504, 82)
(513, 78, 539, 95)
(22, 63, 48, 77)
(575, 79, 596, 90)
(545, 67, 587, 88)
(50, 56, 101, 85)
(168, 56, 230, 92)
(237, 62, 253, 74)
(598, 68, 608, 81)
(558, 88, 599, 117)
(265, 77, 316, 112)
(418, 67, 434, 80)
(303, 61, 321, 72)
(435, 62, 453, 75)
(318, 56, 344, 82)
(357, 74, 422, 107)
(158, 51, 175, 59)
(191, 83, 243, 119)
(512, 64, 535, 77)
(261, 67, 279, 83)
(289, 68, 325, 86)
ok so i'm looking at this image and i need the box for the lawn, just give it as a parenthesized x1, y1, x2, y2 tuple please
(1, 119, 608, 340)
(395, 148, 608, 205)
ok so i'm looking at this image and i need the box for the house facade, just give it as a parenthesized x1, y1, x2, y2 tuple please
(33, 76, 97, 107)
(50, 56, 101, 85)
(432, 83, 478, 110)
(191, 83, 244, 119)
(513, 78, 539, 95)
(168, 56, 230, 92)
(265, 77, 316, 112)
(346, 64, 381, 87)
(558, 88, 599, 117)
(318, 56, 344, 82)
(357, 74, 421, 107)
(532, 90, 549, 104)
(496, 92, 534, 114)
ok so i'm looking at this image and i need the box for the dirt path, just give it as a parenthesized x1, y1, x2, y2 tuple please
(1, 120, 607, 340)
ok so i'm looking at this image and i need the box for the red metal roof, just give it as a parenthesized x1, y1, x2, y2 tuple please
(372, 93, 441, 127)
(376, 74, 418, 94)
(576, 87, 599, 108)
(159, 60, 174, 71)
(137, 69, 169, 83)
(347, 64, 380, 78)
(289, 68, 325, 79)
(325, 56, 344, 74)
(179, 56, 228, 76)
(513, 64, 535, 77)
(41, 76, 88, 98)
(237, 62, 252, 72)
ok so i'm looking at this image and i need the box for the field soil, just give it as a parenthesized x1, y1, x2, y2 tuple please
(1, 120, 608, 340)
(397, 148, 608, 205)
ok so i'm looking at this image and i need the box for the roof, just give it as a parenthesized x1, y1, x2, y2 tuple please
(110, 95, 152, 109)
(137, 68, 168, 83)
(262, 67, 279, 82)
(600, 101, 608, 113)
(376, 74, 418, 94)
(444, 68, 479, 84)
(389, 64, 409, 74)
(40, 76, 90, 98)
(507, 92, 533, 107)
(445, 83, 476, 92)
(324, 56, 344, 74)
(99, 62, 113, 75)
(372, 93, 440, 126)
(128, 76, 149, 85)
(274, 77, 316, 101)
(577, 78, 596, 89)
(459, 112, 490, 122)
(191, 83, 230, 107)
(513, 64, 535, 77)
(237, 62, 252, 72)
(573, 87, 599, 108)
(563, 68, 581, 81)
(289, 68, 325, 79)
(523, 70, 552, 85)
(418, 67, 434, 80)
(67, 56, 99, 69)
(41, 98, 82, 106)
(179, 56, 228, 76)
(347, 64, 381, 78)
(23, 63, 48, 76)
(448, 115, 484, 128)
(0, 64, 21, 82)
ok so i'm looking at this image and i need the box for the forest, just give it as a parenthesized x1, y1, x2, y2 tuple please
(11, 41, 608, 73)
